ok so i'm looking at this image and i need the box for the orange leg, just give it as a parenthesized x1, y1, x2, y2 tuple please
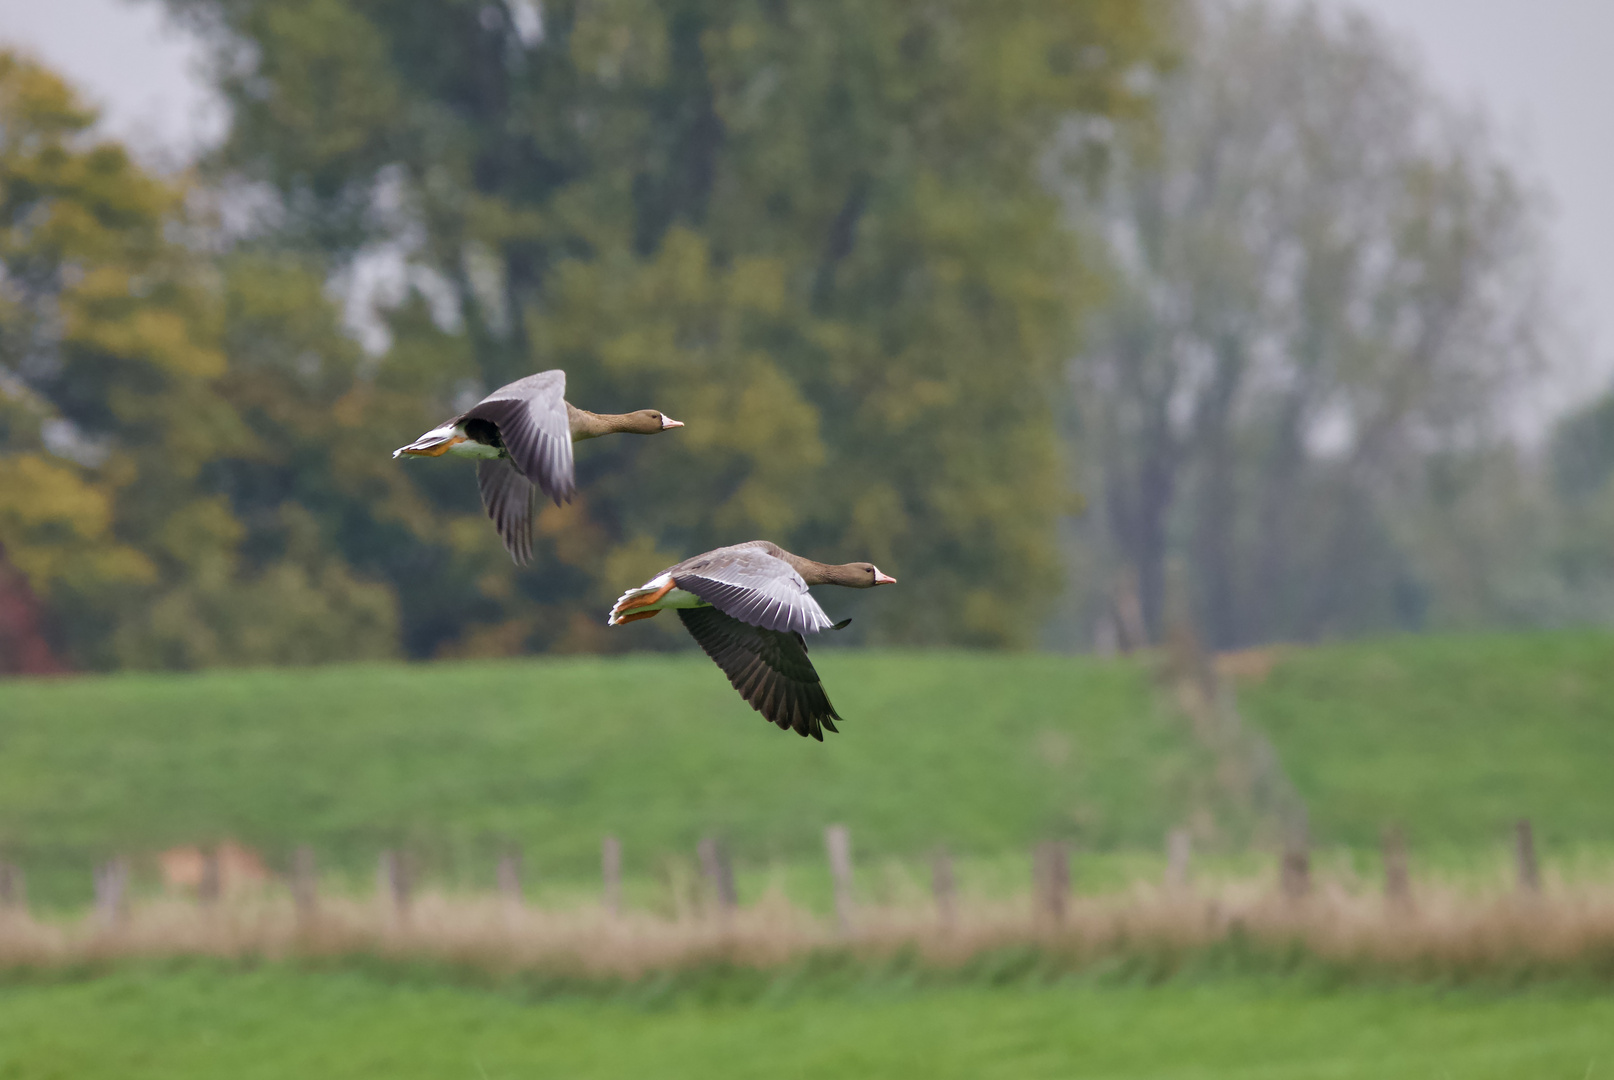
(614, 609, 661, 624)
(616, 579, 679, 615)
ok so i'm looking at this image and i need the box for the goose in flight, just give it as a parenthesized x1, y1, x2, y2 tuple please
(394, 370, 682, 563)
(609, 541, 896, 740)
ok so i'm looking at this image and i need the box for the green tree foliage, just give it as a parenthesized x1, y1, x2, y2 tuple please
(0, 52, 397, 670)
(163, 0, 1168, 652)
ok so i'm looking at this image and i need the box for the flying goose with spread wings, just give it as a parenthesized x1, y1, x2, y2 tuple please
(394, 370, 682, 563)
(608, 541, 896, 740)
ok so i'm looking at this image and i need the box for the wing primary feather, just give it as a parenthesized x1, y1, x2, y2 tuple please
(676, 606, 842, 738)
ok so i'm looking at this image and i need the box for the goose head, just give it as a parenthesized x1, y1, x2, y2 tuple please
(839, 563, 897, 588)
(620, 409, 684, 435)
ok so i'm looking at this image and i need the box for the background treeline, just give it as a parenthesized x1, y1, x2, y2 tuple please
(2, 0, 1613, 673)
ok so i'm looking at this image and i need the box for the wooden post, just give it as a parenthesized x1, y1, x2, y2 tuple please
(1033, 842, 1069, 925)
(378, 850, 410, 924)
(198, 846, 221, 907)
(498, 849, 524, 910)
(1514, 819, 1540, 893)
(94, 857, 128, 929)
(824, 824, 854, 934)
(1165, 828, 1192, 892)
(602, 836, 622, 917)
(291, 845, 318, 926)
(697, 836, 736, 921)
(930, 846, 957, 928)
(1382, 825, 1410, 906)
(1280, 840, 1310, 901)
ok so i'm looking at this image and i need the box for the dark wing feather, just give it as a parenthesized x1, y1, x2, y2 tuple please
(459, 370, 575, 505)
(671, 544, 832, 634)
(476, 459, 537, 564)
(677, 606, 842, 740)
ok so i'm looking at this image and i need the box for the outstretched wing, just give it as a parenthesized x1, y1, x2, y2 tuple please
(476, 459, 537, 564)
(459, 370, 575, 505)
(671, 544, 833, 635)
(677, 606, 842, 740)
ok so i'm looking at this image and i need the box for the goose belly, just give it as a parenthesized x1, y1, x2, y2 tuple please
(446, 439, 504, 461)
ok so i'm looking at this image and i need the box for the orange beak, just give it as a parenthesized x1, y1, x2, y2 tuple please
(874, 571, 897, 585)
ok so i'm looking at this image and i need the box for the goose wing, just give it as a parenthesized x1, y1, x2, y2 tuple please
(669, 543, 834, 634)
(476, 459, 537, 564)
(458, 370, 575, 505)
(677, 606, 842, 740)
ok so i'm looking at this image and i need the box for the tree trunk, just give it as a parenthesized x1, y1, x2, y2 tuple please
(1188, 337, 1247, 649)
(0, 553, 66, 675)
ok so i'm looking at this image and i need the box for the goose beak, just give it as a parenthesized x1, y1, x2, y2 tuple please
(660, 415, 684, 430)
(874, 570, 897, 586)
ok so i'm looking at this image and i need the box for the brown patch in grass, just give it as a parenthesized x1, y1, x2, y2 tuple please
(1215, 647, 1287, 685)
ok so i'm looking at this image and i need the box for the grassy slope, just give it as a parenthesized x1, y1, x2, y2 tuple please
(5, 630, 1613, 904)
(1, 968, 1610, 1079)
(1238, 630, 1614, 851)
(0, 652, 1198, 902)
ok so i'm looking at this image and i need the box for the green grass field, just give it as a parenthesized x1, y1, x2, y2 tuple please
(0, 966, 1609, 1079)
(0, 651, 1199, 905)
(1238, 630, 1614, 851)
(5, 634, 1614, 1076)
(3, 630, 1612, 906)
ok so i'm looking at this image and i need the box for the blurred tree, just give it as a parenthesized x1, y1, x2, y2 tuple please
(1546, 391, 1614, 620)
(162, 0, 1169, 651)
(0, 51, 397, 670)
(1063, 2, 1558, 649)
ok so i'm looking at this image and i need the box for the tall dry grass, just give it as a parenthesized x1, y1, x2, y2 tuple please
(4, 872, 1614, 984)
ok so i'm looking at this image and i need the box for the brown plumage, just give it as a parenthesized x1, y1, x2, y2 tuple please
(608, 541, 897, 740)
(393, 370, 682, 563)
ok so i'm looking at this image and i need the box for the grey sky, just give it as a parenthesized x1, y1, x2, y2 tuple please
(2, 0, 1611, 397)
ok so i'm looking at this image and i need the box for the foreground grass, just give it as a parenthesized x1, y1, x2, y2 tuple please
(1238, 630, 1614, 850)
(0, 652, 1192, 905)
(0, 966, 1610, 1079)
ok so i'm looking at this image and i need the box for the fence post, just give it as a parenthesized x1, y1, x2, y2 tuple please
(697, 836, 737, 923)
(94, 857, 128, 929)
(1382, 825, 1411, 906)
(1514, 819, 1540, 893)
(1165, 828, 1192, 892)
(1033, 842, 1069, 925)
(378, 850, 411, 925)
(602, 836, 622, 917)
(824, 824, 855, 935)
(291, 845, 318, 927)
(931, 846, 957, 929)
(199, 846, 221, 907)
(498, 849, 524, 910)
(1280, 840, 1310, 901)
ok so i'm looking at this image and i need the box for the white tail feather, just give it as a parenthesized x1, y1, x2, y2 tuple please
(607, 573, 672, 626)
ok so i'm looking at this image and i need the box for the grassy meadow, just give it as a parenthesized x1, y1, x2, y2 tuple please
(1, 965, 1611, 1079)
(1237, 630, 1614, 851)
(0, 651, 1196, 906)
(4, 630, 1614, 1076)
(2, 631, 1613, 906)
